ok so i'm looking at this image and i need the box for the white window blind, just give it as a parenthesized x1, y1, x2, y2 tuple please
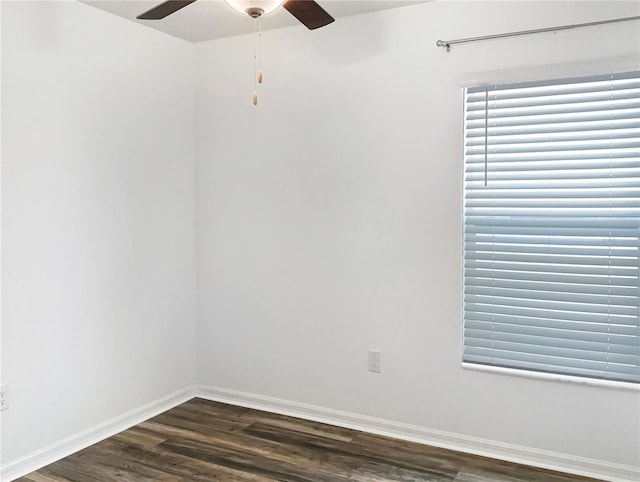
(463, 71, 640, 384)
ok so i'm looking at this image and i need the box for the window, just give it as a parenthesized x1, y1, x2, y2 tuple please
(462, 71, 640, 384)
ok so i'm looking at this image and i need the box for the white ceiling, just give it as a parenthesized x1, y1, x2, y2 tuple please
(83, 0, 428, 43)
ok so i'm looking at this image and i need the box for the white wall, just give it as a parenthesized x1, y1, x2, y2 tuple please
(1, 0, 196, 465)
(2, 0, 639, 475)
(195, 0, 640, 468)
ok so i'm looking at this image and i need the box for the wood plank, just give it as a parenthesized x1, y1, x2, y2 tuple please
(111, 426, 167, 448)
(243, 421, 457, 480)
(93, 438, 272, 481)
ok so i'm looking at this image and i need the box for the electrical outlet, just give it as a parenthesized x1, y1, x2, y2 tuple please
(368, 349, 381, 373)
(0, 384, 9, 411)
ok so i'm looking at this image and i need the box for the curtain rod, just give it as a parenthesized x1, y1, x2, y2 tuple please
(436, 15, 640, 52)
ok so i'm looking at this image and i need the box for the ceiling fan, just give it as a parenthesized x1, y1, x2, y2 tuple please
(137, 0, 335, 30)
(137, 0, 334, 106)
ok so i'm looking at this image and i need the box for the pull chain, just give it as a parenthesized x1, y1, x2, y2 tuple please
(258, 15, 264, 84)
(253, 16, 258, 105)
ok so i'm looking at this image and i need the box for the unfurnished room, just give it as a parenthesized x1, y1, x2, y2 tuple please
(0, 0, 639, 481)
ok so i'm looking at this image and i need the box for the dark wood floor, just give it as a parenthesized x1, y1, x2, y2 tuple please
(19, 398, 599, 481)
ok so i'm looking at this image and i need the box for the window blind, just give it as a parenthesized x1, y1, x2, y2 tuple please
(463, 71, 640, 383)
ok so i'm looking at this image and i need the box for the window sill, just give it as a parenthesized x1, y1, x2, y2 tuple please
(461, 362, 640, 391)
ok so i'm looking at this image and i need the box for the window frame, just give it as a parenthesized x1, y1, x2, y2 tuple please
(460, 70, 640, 386)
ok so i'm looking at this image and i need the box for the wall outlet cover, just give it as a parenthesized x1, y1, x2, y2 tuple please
(368, 349, 381, 373)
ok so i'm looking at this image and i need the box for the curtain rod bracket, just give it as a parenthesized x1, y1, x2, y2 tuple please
(436, 40, 451, 52)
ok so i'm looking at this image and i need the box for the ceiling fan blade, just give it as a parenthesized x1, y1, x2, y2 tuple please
(136, 0, 197, 20)
(283, 0, 335, 30)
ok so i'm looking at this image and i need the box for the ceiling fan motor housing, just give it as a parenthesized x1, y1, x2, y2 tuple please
(225, 0, 286, 17)
(245, 7, 264, 18)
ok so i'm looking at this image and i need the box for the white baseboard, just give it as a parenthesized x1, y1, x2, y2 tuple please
(1, 387, 196, 482)
(3, 384, 638, 482)
(195, 385, 640, 482)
